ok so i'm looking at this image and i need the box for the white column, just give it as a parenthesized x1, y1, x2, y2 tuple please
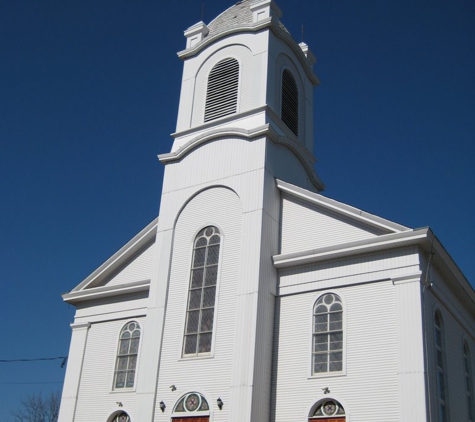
(58, 322, 91, 422)
(393, 274, 428, 421)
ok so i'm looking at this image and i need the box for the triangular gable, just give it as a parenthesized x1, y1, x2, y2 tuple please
(277, 179, 410, 255)
(63, 218, 158, 304)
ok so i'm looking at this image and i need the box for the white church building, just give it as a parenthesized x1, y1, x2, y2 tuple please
(58, 1, 475, 421)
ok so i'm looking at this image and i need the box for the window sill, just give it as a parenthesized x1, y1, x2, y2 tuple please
(308, 371, 346, 380)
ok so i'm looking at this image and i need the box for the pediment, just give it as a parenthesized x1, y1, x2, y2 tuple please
(63, 219, 158, 304)
(277, 179, 409, 255)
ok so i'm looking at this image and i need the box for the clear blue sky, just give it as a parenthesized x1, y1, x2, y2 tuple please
(1, 0, 474, 418)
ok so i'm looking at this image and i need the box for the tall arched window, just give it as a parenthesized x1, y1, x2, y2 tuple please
(464, 340, 474, 422)
(281, 69, 299, 136)
(312, 293, 343, 374)
(204, 58, 239, 122)
(113, 321, 141, 389)
(434, 311, 447, 422)
(183, 226, 221, 356)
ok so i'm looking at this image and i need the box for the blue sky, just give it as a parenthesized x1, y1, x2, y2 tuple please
(1, 0, 474, 417)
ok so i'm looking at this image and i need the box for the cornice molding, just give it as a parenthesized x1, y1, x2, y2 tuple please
(63, 279, 150, 305)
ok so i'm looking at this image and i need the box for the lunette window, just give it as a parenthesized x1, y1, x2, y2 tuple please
(183, 226, 221, 356)
(204, 58, 239, 122)
(113, 321, 140, 389)
(281, 68, 299, 136)
(434, 311, 448, 422)
(312, 293, 343, 374)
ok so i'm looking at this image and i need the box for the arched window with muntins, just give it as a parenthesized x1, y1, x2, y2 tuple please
(309, 399, 346, 421)
(312, 293, 343, 374)
(434, 311, 448, 422)
(183, 226, 221, 356)
(281, 68, 299, 136)
(113, 321, 140, 389)
(204, 58, 239, 122)
(464, 340, 474, 422)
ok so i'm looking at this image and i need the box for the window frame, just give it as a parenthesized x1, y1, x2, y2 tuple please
(464, 339, 474, 422)
(434, 310, 448, 422)
(182, 226, 222, 358)
(309, 291, 346, 378)
(112, 321, 141, 391)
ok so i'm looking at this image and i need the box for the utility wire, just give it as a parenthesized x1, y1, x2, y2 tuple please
(0, 356, 68, 367)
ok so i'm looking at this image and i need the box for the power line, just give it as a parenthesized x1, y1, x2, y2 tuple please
(0, 356, 68, 367)
(0, 381, 64, 385)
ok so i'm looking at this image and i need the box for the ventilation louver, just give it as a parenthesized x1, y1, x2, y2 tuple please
(204, 58, 239, 122)
(281, 69, 299, 136)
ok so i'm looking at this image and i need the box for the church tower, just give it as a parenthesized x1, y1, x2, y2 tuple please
(136, 1, 323, 421)
(58, 1, 475, 421)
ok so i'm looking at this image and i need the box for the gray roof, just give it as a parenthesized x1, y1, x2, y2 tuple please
(207, 0, 290, 39)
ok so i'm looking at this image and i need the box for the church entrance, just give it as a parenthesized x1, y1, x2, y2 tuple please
(309, 418, 345, 422)
(309, 399, 346, 421)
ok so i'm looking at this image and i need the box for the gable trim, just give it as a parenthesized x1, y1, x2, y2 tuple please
(63, 279, 150, 304)
(69, 218, 158, 293)
(276, 179, 409, 233)
(273, 228, 428, 269)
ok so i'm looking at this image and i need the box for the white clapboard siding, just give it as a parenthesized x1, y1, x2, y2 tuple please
(96, 240, 156, 288)
(281, 195, 386, 254)
(423, 266, 475, 422)
(154, 186, 242, 422)
(274, 280, 399, 422)
(74, 316, 145, 422)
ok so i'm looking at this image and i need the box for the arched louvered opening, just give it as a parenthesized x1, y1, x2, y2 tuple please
(281, 69, 299, 136)
(204, 58, 239, 122)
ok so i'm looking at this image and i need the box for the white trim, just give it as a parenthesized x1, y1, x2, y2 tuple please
(308, 290, 347, 378)
(68, 219, 157, 292)
(276, 179, 409, 233)
(273, 229, 428, 269)
(63, 279, 150, 304)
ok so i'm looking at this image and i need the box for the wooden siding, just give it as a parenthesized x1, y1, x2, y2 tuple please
(97, 240, 156, 288)
(73, 316, 145, 422)
(273, 280, 400, 422)
(279, 247, 421, 294)
(154, 187, 242, 422)
(280, 195, 386, 255)
(423, 263, 475, 422)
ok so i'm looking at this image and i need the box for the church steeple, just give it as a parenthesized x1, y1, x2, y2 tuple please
(163, 0, 324, 192)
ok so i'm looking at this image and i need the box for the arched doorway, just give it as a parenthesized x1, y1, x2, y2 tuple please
(172, 392, 210, 422)
(309, 399, 345, 421)
(108, 411, 131, 422)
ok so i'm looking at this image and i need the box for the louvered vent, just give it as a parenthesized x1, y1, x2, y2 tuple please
(281, 69, 299, 136)
(204, 58, 239, 122)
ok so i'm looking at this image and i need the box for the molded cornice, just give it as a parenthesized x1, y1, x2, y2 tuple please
(63, 279, 150, 304)
(160, 117, 325, 191)
(178, 17, 320, 86)
(68, 218, 158, 293)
